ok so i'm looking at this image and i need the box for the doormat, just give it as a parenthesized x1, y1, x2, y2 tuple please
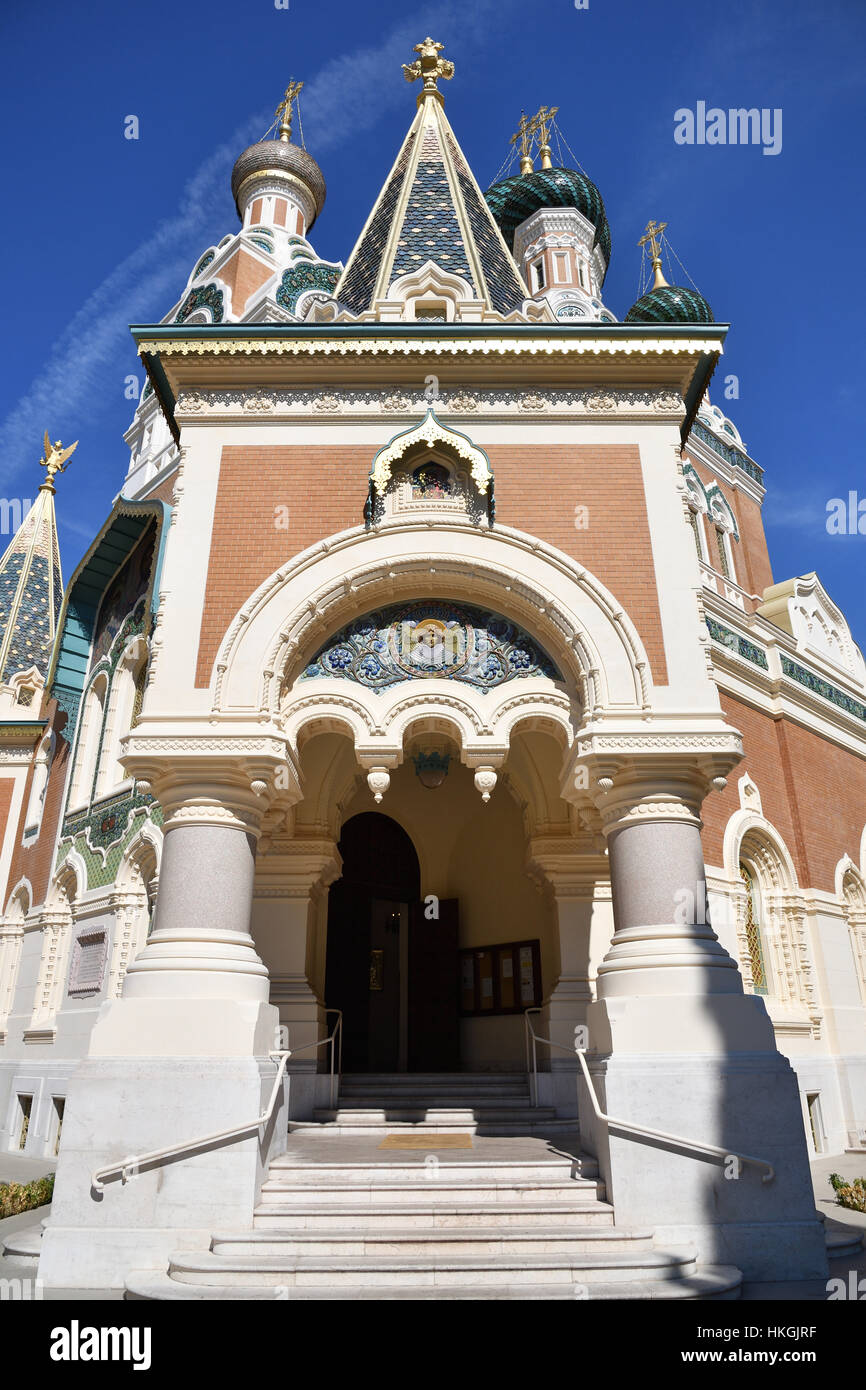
(378, 1134, 473, 1150)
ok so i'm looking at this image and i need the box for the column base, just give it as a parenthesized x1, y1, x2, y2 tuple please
(581, 997, 828, 1282)
(39, 1000, 283, 1290)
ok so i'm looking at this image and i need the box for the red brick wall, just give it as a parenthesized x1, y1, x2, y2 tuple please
(195, 444, 669, 687)
(701, 692, 866, 891)
(216, 247, 274, 317)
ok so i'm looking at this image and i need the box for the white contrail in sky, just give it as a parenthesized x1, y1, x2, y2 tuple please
(0, 2, 503, 486)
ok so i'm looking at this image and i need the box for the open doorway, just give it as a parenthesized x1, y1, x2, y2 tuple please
(324, 811, 459, 1072)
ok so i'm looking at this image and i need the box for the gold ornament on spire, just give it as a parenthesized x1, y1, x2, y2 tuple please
(275, 78, 304, 142)
(510, 111, 535, 175)
(38, 431, 77, 492)
(638, 219, 670, 288)
(402, 38, 454, 103)
(531, 105, 559, 170)
(510, 105, 560, 173)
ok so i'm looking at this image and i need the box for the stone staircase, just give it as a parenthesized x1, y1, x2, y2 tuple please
(125, 1072, 744, 1299)
(289, 1071, 574, 1136)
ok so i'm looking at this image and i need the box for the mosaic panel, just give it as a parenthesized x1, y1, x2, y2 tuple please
(301, 601, 560, 692)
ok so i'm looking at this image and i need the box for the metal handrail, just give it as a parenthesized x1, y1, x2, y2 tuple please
(523, 1008, 775, 1183)
(524, 1007, 578, 1106)
(90, 1010, 343, 1193)
(282, 1009, 343, 1110)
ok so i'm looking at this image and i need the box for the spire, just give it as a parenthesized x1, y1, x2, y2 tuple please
(0, 432, 67, 686)
(338, 38, 526, 317)
(638, 219, 670, 289)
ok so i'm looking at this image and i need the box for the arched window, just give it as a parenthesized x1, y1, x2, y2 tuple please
(715, 524, 735, 582)
(411, 462, 452, 498)
(23, 731, 54, 842)
(0, 884, 29, 1039)
(739, 862, 769, 995)
(841, 866, 866, 1004)
(95, 638, 148, 797)
(68, 672, 107, 808)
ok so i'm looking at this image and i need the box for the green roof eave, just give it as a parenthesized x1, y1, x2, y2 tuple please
(47, 496, 171, 724)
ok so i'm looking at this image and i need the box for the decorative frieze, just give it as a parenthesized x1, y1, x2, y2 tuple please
(173, 385, 686, 421)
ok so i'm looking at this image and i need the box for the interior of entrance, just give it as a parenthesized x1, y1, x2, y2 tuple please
(287, 727, 569, 1074)
(325, 811, 460, 1072)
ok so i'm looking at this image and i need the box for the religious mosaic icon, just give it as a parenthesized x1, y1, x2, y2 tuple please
(301, 601, 560, 691)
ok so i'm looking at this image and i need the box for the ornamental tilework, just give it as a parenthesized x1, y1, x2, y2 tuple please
(444, 132, 527, 313)
(58, 800, 163, 891)
(780, 655, 866, 723)
(174, 283, 224, 324)
(690, 421, 763, 484)
(391, 126, 476, 289)
(338, 131, 417, 314)
(0, 491, 62, 682)
(706, 618, 769, 669)
(301, 601, 560, 692)
(276, 262, 341, 314)
(193, 250, 216, 278)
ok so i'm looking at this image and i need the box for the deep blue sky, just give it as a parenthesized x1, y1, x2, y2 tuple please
(1, 0, 863, 646)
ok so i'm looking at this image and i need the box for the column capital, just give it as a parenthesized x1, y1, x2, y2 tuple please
(561, 720, 743, 837)
(122, 723, 302, 837)
(526, 836, 610, 898)
(254, 837, 342, 899)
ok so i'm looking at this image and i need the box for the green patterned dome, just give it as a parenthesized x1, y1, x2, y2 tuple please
(624, 283, 714, 325)
(484, 167, 612, 267)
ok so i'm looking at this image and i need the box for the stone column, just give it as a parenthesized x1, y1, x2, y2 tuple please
(570, 751, 827, 1282)
(253, 836, 341, 1119)
(527, 837, 612, 1116)
(39, 739, 301, 1291)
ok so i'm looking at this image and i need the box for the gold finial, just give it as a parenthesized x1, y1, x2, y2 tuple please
(38, 431, 77, 492)
(511, 106, 560, 174)
(275, 78, 304, 142)
(510, 111, 535, 175)
(532, 105, 559, 170)
(402, 37, 454, 104)
(638, 219, 670, 288)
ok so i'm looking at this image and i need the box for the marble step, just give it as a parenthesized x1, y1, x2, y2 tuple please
(126, 1267, 743, 1300)
(252, 1199, 614, 1229)
(165, 1245, 702, 1288)
(825, 1225, 865, 1258)
(211, 1226, 649, 1258)
(0, 1224, 43, 1262)
(341, 1073, 528, 1084)
(333, 1095, 535, 1109)
(264, 1156, 585, 1186)
(259, 1177, 604, 1207)
(293, 1115, 575, 1136)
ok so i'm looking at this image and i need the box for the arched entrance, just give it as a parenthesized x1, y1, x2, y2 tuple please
(325, 811, 459, 1072)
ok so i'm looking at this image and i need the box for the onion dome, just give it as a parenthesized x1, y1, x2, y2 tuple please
(230, 139, 326, 227)
(626, 220, 714, 324)
(485, 167, 612, 266)
(624, 283, 714, 324)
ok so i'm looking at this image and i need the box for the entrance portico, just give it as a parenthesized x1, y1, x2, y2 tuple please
(38, 518, 826, 1287)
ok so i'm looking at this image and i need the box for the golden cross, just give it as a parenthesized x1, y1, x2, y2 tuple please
(638, 219, 668, 261)
(531, 104, 559, 149)
(275, 78, 304, 140)
(510, 110, 535, 173)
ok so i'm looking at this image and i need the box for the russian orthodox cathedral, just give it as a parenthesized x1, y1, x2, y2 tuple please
(1, 39, 864, 1298)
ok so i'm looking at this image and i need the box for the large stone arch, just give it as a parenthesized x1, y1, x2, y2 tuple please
(211, 519, 653, 728)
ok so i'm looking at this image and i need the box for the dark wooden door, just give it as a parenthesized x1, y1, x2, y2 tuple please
(368, 897, 402, 1072)
(408, 898, 460, 1071)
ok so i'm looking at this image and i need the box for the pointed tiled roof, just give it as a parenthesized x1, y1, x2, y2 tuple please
(0, 487, 63, 684)
(337, 94, 527, 316)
